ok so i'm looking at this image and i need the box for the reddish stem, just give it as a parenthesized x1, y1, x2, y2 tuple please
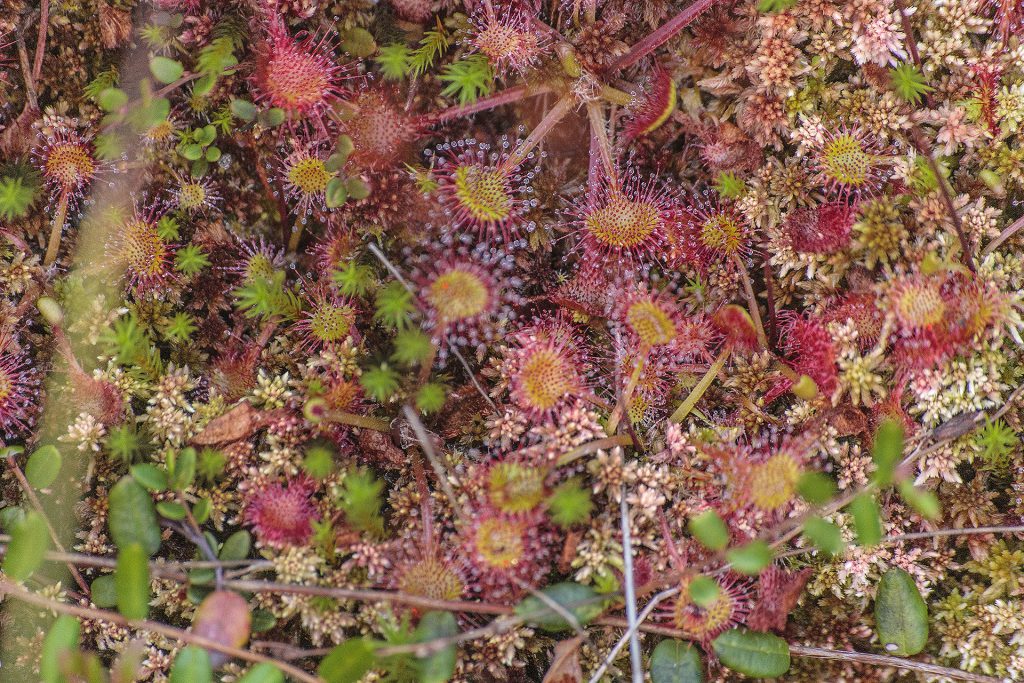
(421, 85, 552, 125)
(612, 0, 719, 72)
(32, 0, 48, 85)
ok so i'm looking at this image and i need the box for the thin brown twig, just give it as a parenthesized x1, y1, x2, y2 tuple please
(0, 578, 322, 683)
(31, 0, 48, 87)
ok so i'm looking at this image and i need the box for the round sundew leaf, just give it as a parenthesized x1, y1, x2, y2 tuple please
(150, 56, 185, 84)
(650, 639, 704, 683)
(3, 511, 49, 581)
(875, 568, 928, 656)
(25, 444, 62, 489)
(115, 543, 150, 620)
(108, 476, 161, 556)
(712, 629, 790, 678)
(40, 615, 81, 683)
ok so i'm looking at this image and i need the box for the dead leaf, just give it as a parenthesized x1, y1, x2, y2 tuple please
(192, 590, 251, 667)
(191, 402, 269, 446)
(542, 635, 584, 683)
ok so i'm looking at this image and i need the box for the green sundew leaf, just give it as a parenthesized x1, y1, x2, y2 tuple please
(219, 530, 252, 562)
(796, 471, 837, 505)
(414, 611, 458, 683)
(325, 177, 348, 208)
(156, 501, 188, 520)
(169, 646, 212, 683)
(376, 43, 413, 80)
(109, 476, 161, 556)
(849, 493, 883, 546)
(726, 540, 773, 576)
(131, 464, 168, 492)
(650, 639, 704, 683)
(688, 510, 729, 551)
(91, 574, 118, 608)
(98, 87, 129, 112)
(547, 479, 593, 528)
(897, 480, 941, 520)
(712, 629, 790, 678)
(871, 419, 904, 486)
(319, 638, 377, 683)
(514, 582, 604, 632)
(150, 56, 185, 84)
(237, 663, 285, 683)
(115, 543, 151, 620)
(874, 568, 928, 656)
(392, 328, 434, 365)
(801, 516, 845, 556)
(3, 511, 50, 581)
(230, 98, 258, 121)
(25, 444, 62, 489)
(415, 382, 447, 415)
(41, 615, 81, 683)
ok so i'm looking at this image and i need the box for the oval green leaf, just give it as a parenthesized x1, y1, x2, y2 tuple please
(156, 501, 188, 520)
(874, 568, 928, 656)
(414, 611, 458, 683)
(712, 629, 790, 678)
(169, 645, 212, 683)
(98, 87, 128, 112)
(115, 543, 150, 620)
(849, 493, 882, 546)
(688, 510, 729, 551)
(726, 540, 773, 576)
(91, 574, 118, 608)
(237, 663, 285, 683)
(109, 476, 161, 556)
(801, 516, 845, 556)
(319, 638, 376, 683)
(150, 56, 185, 84)
(514, 582, 603, 632)
(130, 464, 168, 492)
(3, 511, 50, 581)
(41, 615, 81, 683)
(650, 639, 704, 683)
(26, 444, 62, 489)
(219, 530, 252, 562)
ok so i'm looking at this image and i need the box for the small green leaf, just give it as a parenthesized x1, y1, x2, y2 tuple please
(796, 471, 837, 505)
(872, 419, 903, 486)
(25, 444, 62, 489)
(220, 530, 252, 562)
(150, 56, 185, 84)
(131, 464, 168, 492)
(688, 575, 720, 608)
(802, 516, 845, 556)
(650, 639, 704, 683)
(237, 663, 285, 683)
(98, 87, 129, 112)
(712, 629, 790, 678)
(205, 146, 222, 163)
(726, 540, 773, 576)
(171, 447, 197, 490)
(414, 611, 458, 683)
(91, 574, 118, 608)
(341, 28, 377, 58)
(875, 568, 928, 656)
(319, 638, 377, 683)
(156, 501, 188, 520)
(261, 107, 286, 127)
(849, 493, 883, 546)
(180, 143, 204, 161)
(115, 543, 150, 620)
(41, 615, 81, 683)
(109, 476, 161, 556)
(169, 646, 212, 683)
(898, 480, 940, 520)
(325, 177, 348, 208)
(230, 98, 258, 121)
(689, 510, 729, 551)
(514, 582, 603, 632)
(192, 497, 212, 524)
(3, 511, 50, 581)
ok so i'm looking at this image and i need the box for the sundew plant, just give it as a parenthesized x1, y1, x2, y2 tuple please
(2, 0, 1024, 681)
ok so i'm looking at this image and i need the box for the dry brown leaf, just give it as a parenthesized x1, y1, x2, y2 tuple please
(542, 635, 585, 683)
(191, 402, 266, 446)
